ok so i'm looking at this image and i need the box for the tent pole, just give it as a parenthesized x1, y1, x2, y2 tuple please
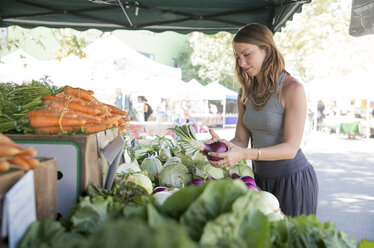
(366, 98, 370, 140)
(223, 98, 226, 128)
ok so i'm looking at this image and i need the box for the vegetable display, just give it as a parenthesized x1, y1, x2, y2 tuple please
(18, 180, 364, 248)
(29, 85, 129, 134)
(0, 80, 130, 135)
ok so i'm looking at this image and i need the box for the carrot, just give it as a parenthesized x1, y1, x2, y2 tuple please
(29, 115, 86, 128)
(0, 141, 25, 150)
(26, 110, 79, 119)
(81, 123, 112, 133)
(10, 156, 30, 170)
(18, 147, 37, 157)
(0, 133, 12, 143)
(105, 104, 128, 116)
(87, 104, 109, 113)
(63, 86, 100, 104)
(65, 102, 102, 115)
(42, 94, 59, 101)
(0, 160, 10, 172)
(63, 86, 94, 96)
(19, 155, 40, 169)
(34, 126, 78, 134)
(0, 145, 21, 157)
(101, 114, 123, 125)
(56, 92, 91, 105)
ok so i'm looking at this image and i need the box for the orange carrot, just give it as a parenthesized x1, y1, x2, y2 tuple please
(18, 147, 37, 157)
(29, 115, 86, 128)
(19, 155, 40, 169)
(81, 123, 112, 133)
(101, 114, 123, 125)
(0, 145, 21, 157)
(87, 104, 109, 113)
(26, 110, 79, 119)
(0, 161, 10, 172)
(56, 92, 91, 105)
(105, 104, 128, 116)
(0, 141, 25, 150)
(34, 126, 78, 134)
(43, 100, 101, 116)
(65, 102, 102, 115)
(0, 133, 12, 143)
(63, 86, 100, 104)
(10, 156, 30, 170)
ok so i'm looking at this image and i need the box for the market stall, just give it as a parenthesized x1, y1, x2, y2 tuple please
(2, 1, 371, 247)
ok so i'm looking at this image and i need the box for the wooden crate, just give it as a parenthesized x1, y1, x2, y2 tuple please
(0, 158, 57, 221)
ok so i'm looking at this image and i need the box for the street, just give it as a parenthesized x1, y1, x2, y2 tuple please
(206, 127, 374, 242)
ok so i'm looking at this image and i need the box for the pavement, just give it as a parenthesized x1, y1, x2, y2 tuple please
(202, 127, 374, 242)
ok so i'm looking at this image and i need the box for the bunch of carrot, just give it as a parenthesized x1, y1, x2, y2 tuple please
(26, 86, 129, 134)
(0, 133, 39, 172)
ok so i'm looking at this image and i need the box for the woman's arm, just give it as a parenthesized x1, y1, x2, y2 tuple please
(231, 93, 251, 148)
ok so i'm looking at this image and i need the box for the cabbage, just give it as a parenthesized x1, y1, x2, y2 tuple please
(266, 211, 284, 221)
(228, 163, 254, 178)
(254, 190, 280, 215)
(121, 173, 153, 194)
(154, 187, 180, 205)
(163, 157, 182, 167)
(140, 157, 163, 179)
(158, 163, 191, 187)
(154, 191, 173, 205)
(116, 161, 141, 174)
(196, 162, 225, 179)
(158, 147, 172, 162)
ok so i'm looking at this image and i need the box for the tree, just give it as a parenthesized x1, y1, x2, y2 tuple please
(179, 0, 374, 89)
(275, 0, 374, 83)
(0, 26, 102, 61)
(178, 32, 240, 91)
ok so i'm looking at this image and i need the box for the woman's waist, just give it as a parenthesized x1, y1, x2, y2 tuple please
(253, 149, 310, 178)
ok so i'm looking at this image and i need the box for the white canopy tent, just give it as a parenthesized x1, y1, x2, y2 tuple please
(204, 81, 238, 127)
(306, 70, 374, 139)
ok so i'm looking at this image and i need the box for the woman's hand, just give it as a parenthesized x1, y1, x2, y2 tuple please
(204, 129, 220, 144)
(208, 139, 246, 169)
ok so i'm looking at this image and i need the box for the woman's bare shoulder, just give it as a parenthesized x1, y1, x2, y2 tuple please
(281, 74, 305, 95)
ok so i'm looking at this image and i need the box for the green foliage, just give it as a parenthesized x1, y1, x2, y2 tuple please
(178, 32, 239, 91)
(0, 78, 62, 133)
(18, 180, 360, 248)
(275, 0, 374, 82)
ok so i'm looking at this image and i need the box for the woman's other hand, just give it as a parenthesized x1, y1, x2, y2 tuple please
(204, 129, 221, 144)
(208, 139, 245, 169)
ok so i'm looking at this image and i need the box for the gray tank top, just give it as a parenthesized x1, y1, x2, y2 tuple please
(243, 72, 286, 148)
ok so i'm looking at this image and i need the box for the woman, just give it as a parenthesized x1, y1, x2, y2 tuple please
(206, 23, 318, 216)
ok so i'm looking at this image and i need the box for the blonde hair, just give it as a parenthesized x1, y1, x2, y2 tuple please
(233, 23, 285, 107)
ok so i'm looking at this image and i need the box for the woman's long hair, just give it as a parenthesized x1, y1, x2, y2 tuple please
(233, 23, 285, 108)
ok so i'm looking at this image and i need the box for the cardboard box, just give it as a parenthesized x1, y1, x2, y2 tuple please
(33, 158, 57, 221)
(6, 128, 119, 216)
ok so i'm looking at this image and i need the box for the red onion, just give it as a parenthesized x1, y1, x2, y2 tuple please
(206, 176, 215, 181)
(247, 184, 259, 191)
(231, 173, 240, 179)
(152, 186, 167, 194)
(203, 142, 228, 161)
(240, 176, 256, 185)
(191, 178, 205, 186)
